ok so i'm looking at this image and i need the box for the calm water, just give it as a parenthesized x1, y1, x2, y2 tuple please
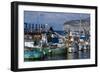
(43, 50, 90, 60)
(24, 49, 90, 61)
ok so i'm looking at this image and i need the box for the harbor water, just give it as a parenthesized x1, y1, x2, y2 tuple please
(24, 47, 90, 61)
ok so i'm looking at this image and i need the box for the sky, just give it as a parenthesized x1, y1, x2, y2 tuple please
(24, 11, 90, 31)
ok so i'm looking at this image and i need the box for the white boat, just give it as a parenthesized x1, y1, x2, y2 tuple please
(24, 41, 41, 48)
(25, 41, 34, 48)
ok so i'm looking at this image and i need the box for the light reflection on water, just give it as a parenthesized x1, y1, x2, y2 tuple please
(43, 50, 90, 60)
(66, 50, 90, 60)
(24, 49, 90, 61)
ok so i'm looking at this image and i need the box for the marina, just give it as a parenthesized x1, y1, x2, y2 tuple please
(24, 22, 90, 61)
(24, 11, 90, 62)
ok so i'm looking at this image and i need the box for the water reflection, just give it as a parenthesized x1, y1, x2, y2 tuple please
(24, 48, 90, 61)
(44, 50, 90, 60)
(78, 50, 90, 59)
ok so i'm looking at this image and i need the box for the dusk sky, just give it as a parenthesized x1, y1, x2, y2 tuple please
(24, 11, 90, 31)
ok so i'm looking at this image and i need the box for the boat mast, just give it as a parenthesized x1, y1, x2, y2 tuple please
(79, 14, 82, 33)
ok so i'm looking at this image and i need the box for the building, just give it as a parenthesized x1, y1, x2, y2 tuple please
(63, 18, 90, 33)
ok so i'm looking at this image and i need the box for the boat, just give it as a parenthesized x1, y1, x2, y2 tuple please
(24, 41, 41, 49)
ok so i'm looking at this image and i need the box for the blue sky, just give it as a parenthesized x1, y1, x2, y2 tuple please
(24, 11, 90, 31)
